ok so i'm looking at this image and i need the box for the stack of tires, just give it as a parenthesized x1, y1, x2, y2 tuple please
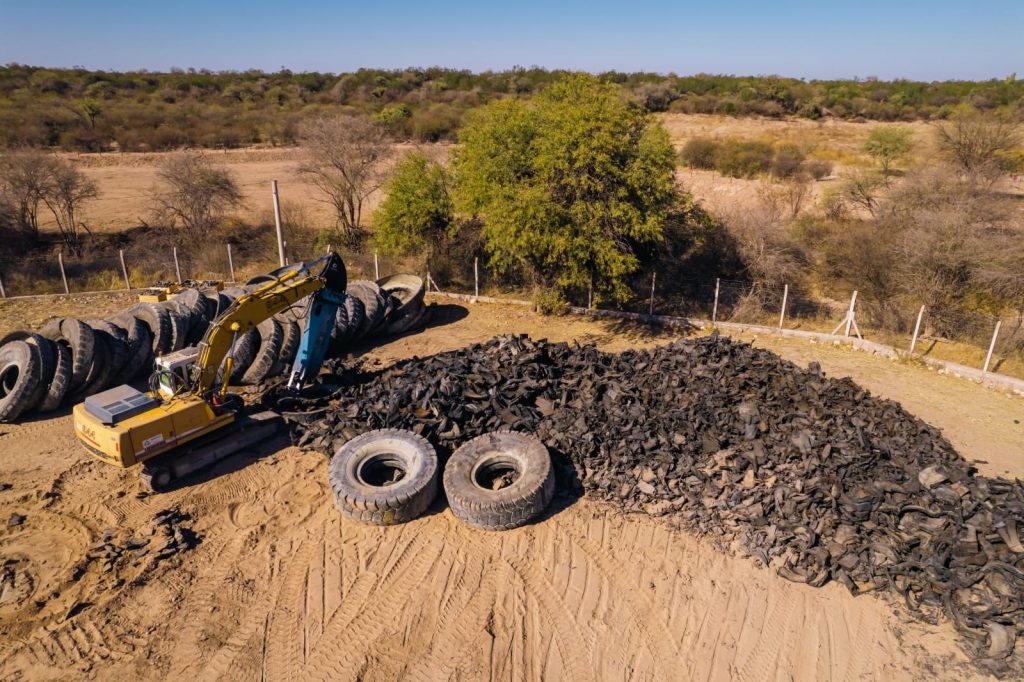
(0, 287, 229, 422)
(0, 270, 428, 423)
(326, 274, 427, 355)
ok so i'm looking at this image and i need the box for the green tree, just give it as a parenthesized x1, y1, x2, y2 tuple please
(862, 126, 914, 175)
(372, 152, 454, 266)
(453, 74, 676, 301)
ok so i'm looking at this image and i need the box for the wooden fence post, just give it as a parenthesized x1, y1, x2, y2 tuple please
(909, 305, 925, 354)
(119, 250, 131, 290)
(712, 278, 720, 323)
(173, 246, 183, 284)
(983, 320, 1002, 373)
(649, 272, 657, 316)
(58, 252, 69, 294)
(226, 244, 235, 282)
(778, 284, 788, 329)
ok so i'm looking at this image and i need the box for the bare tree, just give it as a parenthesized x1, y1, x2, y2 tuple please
(38, 159, 99, 253)
(935, 112, 1020, 178)
(152, 153, 242, 237)
(0, 149, 57, 238)
(298, 114, 390, 246)
(837, 169, 887, 218)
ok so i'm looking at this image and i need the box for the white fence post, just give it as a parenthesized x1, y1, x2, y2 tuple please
(374, 251, 379, 280)
(473, 257, 479, 300)
(0, 272, 6, 298)
(119, 249, 131, 290)
(58, 252, 69, 294)
(983, 320, 1002, 373)
(844, 290, 858, 337)
(272, 179, 286, 267)
(909, 305, 925, 353)
(173, 246, 183, 284)
(226, 244, 235, 282)
(712, 278, 720, 323)
(778, 283, 788, 329)
(648, 272, 656, 316)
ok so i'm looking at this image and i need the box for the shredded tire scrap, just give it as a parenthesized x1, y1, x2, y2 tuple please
(290, 333, 1024, 674)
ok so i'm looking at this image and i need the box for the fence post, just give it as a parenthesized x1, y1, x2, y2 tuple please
(58, 252, 69, 294)
(778, 283, 788, 329)
(271, 179, 286, 267)
(983, 320, 1002, 373)
(119, 250, 131, 290)
(909, 305, 925, 354)
(587, 281, 593, 310)
(374, 251, 379, 280)
(473, 257, 480, 300)
(0, 272, 6, 298)
(844, 290, 858, 337)
(283, 242, 289, 266)
(712, 278, 720, 323)
(226, 244, 235, 282)
(649, 272, 657, 316)
(173, 247, 183, 284)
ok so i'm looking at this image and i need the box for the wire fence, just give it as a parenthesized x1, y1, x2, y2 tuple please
(431, 259, 1024, 382)
(1, 244, 1021, 381)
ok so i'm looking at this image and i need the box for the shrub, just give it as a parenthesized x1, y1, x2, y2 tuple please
(680, 137, 719, 170)
(714, 139, 774, 178)
(534, 288, 569, 315)
(804, 159, 834, 180)
(770, 143, 806, 178)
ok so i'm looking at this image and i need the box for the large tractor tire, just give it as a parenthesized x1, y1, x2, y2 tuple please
(329, 429, 439, 526)
(0, 340, 43, 422)
(241, 319, 282, 385)
(443, 430, 555, 531)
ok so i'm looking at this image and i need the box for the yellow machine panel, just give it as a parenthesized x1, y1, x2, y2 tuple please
(73, 396, 235, 468)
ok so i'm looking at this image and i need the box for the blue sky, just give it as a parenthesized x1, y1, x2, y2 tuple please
(1, 0, 1021, 80)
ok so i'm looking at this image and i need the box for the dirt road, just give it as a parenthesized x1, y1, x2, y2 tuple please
(2, 298, 1020, 680)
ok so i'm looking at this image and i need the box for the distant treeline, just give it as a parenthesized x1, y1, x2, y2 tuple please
(1, 64, 1022, 151)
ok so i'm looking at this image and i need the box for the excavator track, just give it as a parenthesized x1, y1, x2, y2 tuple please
(139, 410, 282, 492)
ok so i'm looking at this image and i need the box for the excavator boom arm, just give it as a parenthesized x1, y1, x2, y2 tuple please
(193, 254, 346, 395)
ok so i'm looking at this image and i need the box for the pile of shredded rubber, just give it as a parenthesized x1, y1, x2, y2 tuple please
(291, 334, 1024, 672)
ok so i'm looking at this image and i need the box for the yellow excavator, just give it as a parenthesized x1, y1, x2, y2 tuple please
(73, 253, 348, 491)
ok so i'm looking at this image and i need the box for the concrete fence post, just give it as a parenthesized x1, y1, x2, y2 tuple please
(58, 252, 69, 294)
(0, 272, 6, 298)
(226, 244, 235, 282)
(119, 249, 131, 290)
(983, 320, 1002, 373)
(473, 257, 480, 300)
(778, 284, 789, 329)
(173, 246, 183, 284)
(272, 179, 286, 267)
(909, 305, 925, 354)
(712, 278, 720, 323)
(374, 251, 380, 280)
(649, 272, 657, 316)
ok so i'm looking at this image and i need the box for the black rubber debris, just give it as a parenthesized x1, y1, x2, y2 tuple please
(289, 333, 1024, 675)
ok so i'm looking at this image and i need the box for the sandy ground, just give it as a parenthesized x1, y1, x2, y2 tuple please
(2, 296, 1022, 680)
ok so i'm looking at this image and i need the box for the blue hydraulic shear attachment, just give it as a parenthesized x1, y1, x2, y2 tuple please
(287, 252, 348, 390)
